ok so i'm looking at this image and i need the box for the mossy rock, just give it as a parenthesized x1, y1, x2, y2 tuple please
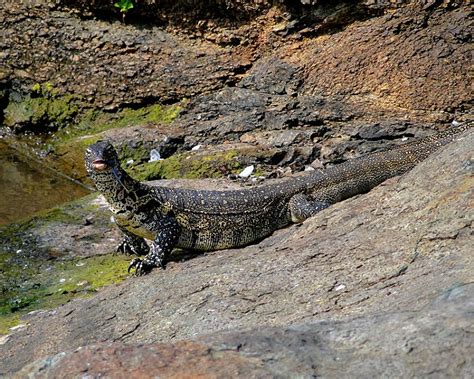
(53, 103, 181, 144)
(0, 194, 129, 335)
(130, 149, 242, 180)
(48, 103, 182, 181)
(4, 95, 79, 133)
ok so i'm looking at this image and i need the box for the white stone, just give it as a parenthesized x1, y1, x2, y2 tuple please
(238, 165, 254, 178)
(149, 149, 162, 162)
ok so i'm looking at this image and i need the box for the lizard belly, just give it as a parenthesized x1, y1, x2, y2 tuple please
(114, 213, 155, 241)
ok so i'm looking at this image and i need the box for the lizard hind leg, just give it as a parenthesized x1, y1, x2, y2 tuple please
(288, 193, 331, 223)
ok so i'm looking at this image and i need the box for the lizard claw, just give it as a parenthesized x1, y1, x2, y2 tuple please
(117, 241, 132, 255)
(117, 239, 149, 256)
(128, 258, 153, 276)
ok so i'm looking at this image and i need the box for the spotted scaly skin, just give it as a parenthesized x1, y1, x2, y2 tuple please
(85, 122, 472, 275)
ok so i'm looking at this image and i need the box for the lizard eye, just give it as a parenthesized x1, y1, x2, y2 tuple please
(92, 160, 108, 171)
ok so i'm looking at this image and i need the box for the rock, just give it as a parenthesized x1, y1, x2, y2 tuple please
(238, 165, 254, 178)
(2, 1, 471, 183)
(1, 3, 249, 110)
(15, 283, 473, 378)
(1, 128, 472, 376)
(299, 6, 472, 114)
(0, 1, 472, 374)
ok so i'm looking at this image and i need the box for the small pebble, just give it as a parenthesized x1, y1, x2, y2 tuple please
(149, 149, 162, 162)
(239, 165, 254, 178)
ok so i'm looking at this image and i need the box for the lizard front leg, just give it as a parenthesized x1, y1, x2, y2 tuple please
(116, 224, 150, 256)
(128, 216, 181, 276)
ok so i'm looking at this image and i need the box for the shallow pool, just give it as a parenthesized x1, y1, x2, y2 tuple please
(0, 140, 90, 225)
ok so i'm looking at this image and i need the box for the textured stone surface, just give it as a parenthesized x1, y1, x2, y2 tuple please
(15, 283, 474, 378)
(1, 1, 471, 117)
(0, 3, 248, 110)
(297, 6, 472, 113)
(1, 1, 472, 185)
(2, 128, 472, 376)
(0, 0, 472, 376)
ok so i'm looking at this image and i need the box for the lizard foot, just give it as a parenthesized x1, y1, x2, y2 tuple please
(128, 258, 155, 276)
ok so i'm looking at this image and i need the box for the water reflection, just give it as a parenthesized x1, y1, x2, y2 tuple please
(0, 141, 89, 225)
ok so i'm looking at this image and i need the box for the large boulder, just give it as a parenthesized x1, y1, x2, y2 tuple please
(2, 128, 472, 376)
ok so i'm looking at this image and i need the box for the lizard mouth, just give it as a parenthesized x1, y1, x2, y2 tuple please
(92, 159, 108, 171)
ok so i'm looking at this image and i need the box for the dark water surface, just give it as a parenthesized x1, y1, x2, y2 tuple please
(0, 140, 90, 225)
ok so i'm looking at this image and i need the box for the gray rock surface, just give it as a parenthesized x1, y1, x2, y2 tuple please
(14, 283, 474, 378)
(2, 128, 472, 376)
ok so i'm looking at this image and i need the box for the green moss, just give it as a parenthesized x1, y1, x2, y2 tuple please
(50, 103, 181, 180)
(0, 253, 130, 335)
(0, 314, 20, 335)
(131, 150, 242, 180)
(0, 203, 83, 238)
(31, 83, 42, 94)
(4, 95, 79, 132)
(118, 143, 150, 165)
(0, 193, 131, 335)
(54, 103, 181, 145)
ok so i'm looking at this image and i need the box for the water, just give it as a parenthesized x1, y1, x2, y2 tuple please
(0, 140, 90, 225)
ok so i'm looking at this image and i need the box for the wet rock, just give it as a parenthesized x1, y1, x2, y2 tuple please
(1, 127, 472, 376)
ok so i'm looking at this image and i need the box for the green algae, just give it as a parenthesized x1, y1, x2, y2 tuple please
(0, 254, 130, 335)
(0, 314, 19, 335)
(131, 149, 242, 180)
(0, 193, 128, 335)
(50, 103, 182, 181)
(118, 142, 151, 167)
(4, 81, 182, 181)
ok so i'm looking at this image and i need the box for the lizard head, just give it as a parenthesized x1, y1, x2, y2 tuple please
(85, 141, 134, 196)
(85, 140, 121, 175)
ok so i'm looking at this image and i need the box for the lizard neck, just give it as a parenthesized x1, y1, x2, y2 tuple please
(90, 166, 146, 211)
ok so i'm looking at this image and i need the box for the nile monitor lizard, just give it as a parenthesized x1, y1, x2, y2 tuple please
(85, 122, 472, 275)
